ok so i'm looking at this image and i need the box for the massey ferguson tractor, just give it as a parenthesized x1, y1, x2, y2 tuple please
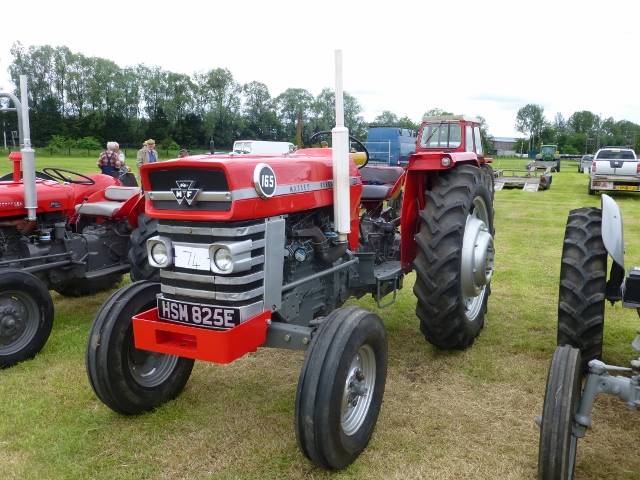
(0, 76, 156, 368)
(86, 52, 496, 469)
(538, 195, 640, 479)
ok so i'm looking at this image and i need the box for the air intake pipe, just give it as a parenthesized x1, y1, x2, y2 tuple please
(332, 50, 350, 243)
(19, 75, 37, 221)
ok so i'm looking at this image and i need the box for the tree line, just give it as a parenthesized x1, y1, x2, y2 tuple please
(3, 43, 422, 151)
(515, 104, 640, 155)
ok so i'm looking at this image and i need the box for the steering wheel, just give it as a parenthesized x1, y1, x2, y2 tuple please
(42, 168, 95, 185)
(308, 130, 370, 168)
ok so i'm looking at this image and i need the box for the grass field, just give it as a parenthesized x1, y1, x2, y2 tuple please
(1, 157, 639, 479)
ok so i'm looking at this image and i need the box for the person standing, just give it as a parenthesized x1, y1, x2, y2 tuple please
(97, 141, 123, 177)
(137, 139, 159, 167)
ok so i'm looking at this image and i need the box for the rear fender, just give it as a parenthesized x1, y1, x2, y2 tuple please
(120, 193, 145, 229)
(601, 194, 624, 268)
(400, 154, 479, 269)
(601, 194, 625, 301)
(400, 171, 426, 269)
(408, 151, 479, 171)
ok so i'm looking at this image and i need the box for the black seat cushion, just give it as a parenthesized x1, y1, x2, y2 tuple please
(359, 165, 405, 185)
(359, 165, 404, 200)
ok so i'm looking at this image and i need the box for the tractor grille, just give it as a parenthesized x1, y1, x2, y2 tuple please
(147, 167, 232, 211)
(157, 219, 267, 320)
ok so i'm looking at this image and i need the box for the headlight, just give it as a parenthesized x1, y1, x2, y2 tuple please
(146, 237, 172, 268)
(151, 242, 168, 266)
(213, 247, 233, 272)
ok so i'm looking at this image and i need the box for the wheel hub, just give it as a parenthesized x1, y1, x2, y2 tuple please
(0, 292, 39, 353)
(127, 340, 179, 388)
(459, 196, 495, 322)
(341, 345, 376, 436)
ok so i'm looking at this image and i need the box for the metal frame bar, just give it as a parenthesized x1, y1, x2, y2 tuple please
(281, 258, 358, 293)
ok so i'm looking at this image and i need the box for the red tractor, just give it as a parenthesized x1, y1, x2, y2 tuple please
(86, 52, 495, 469)
(0, 76, 156, 368)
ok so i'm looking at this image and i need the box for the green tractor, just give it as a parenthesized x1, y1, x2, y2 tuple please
(533, 144, 561, 172)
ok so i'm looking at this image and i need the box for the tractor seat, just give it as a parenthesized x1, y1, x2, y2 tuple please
(359, 165, 405, 200)
(75, 186, 141, 217)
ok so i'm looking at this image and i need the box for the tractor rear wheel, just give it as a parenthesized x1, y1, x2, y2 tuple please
(538, 345, 582, 480)
(557, 208, 606, 371)
(0, 270, 54, 368)
(295, 306, 387, 470)
(480, 163, 495, 201)
(128, 214, 160, 282)
(413, 164, 494, 350)
(53, 273, 122, 297)
(86, 281, 194, 414)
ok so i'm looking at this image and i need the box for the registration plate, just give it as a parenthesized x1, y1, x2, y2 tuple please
(157, 298, 240, 330)
(174, 244, 210, 271)
(614, 185, 638, 191)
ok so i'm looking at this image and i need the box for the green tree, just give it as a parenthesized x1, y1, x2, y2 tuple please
(241, 81, 281, 140)
(372, 111, 399, 126)
(568, 111, 600, 134)
(275, 88, 314, 142)
(423, 108, 453, 117)
(515, 104, 546, 151)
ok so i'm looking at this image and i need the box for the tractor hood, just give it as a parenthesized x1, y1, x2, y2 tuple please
(0, 174, 118, 219)
(140, 148, 363, 222)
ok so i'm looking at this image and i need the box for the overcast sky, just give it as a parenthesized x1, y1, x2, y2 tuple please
(1, 0, 638, 137)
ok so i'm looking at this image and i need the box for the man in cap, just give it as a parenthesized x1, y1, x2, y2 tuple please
(137, 139, 159, 167)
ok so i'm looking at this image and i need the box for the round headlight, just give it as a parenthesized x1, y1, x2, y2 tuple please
(214, 247, 233, 272)
(151, 241, 168, 266)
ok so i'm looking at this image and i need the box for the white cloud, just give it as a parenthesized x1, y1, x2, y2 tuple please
(1, 0, 638, 137)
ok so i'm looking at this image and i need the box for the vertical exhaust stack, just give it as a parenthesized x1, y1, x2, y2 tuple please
(332, 50, 350, 242)
(19, 75, 37, 221)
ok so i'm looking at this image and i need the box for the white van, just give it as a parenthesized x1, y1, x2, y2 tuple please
(232, 140, 295, 155)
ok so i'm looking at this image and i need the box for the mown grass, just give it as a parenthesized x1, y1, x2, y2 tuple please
(1, 157, 639, 479)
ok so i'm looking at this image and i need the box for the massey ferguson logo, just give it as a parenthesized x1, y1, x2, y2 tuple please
(171, 180, 201, 206)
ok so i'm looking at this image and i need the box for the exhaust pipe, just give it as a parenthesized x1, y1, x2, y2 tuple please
(332, 50, 350, 242)
(19, 75, 37, 221)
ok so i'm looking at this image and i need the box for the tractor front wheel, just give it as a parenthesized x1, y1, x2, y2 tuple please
(295, 306, 387, 470)
(0, 270, 54, 368)
(538, 345, 582, 480)
(413, 164, 494, 350)
(86, 281, 194, 414)
(557, 208, 606, 371)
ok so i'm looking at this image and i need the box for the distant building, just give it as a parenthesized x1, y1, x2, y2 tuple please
(492, 136, 520, 156)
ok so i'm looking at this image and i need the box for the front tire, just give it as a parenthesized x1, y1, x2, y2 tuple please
(0, 270, 54, 368)
(413, 164, 495, 350)
(538, 345, 582, 480)
(295, 306, 388, 470)
(557, 208, 606, 371)
(128, 214, 160, 282)
(86, 281, 194, 414)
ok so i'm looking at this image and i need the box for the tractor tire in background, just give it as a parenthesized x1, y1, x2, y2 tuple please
(295, 306, 387, 470)
(413, 164, 495, 350)
(480, 163, 495, 201)
(53, 273, 122, 297)
(0, 270, 54, 368)
(557, 208, 606, 371)
(128, 214, 160, 282)
(538, 345, 582, 480)
(86, 281, 194, 414)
